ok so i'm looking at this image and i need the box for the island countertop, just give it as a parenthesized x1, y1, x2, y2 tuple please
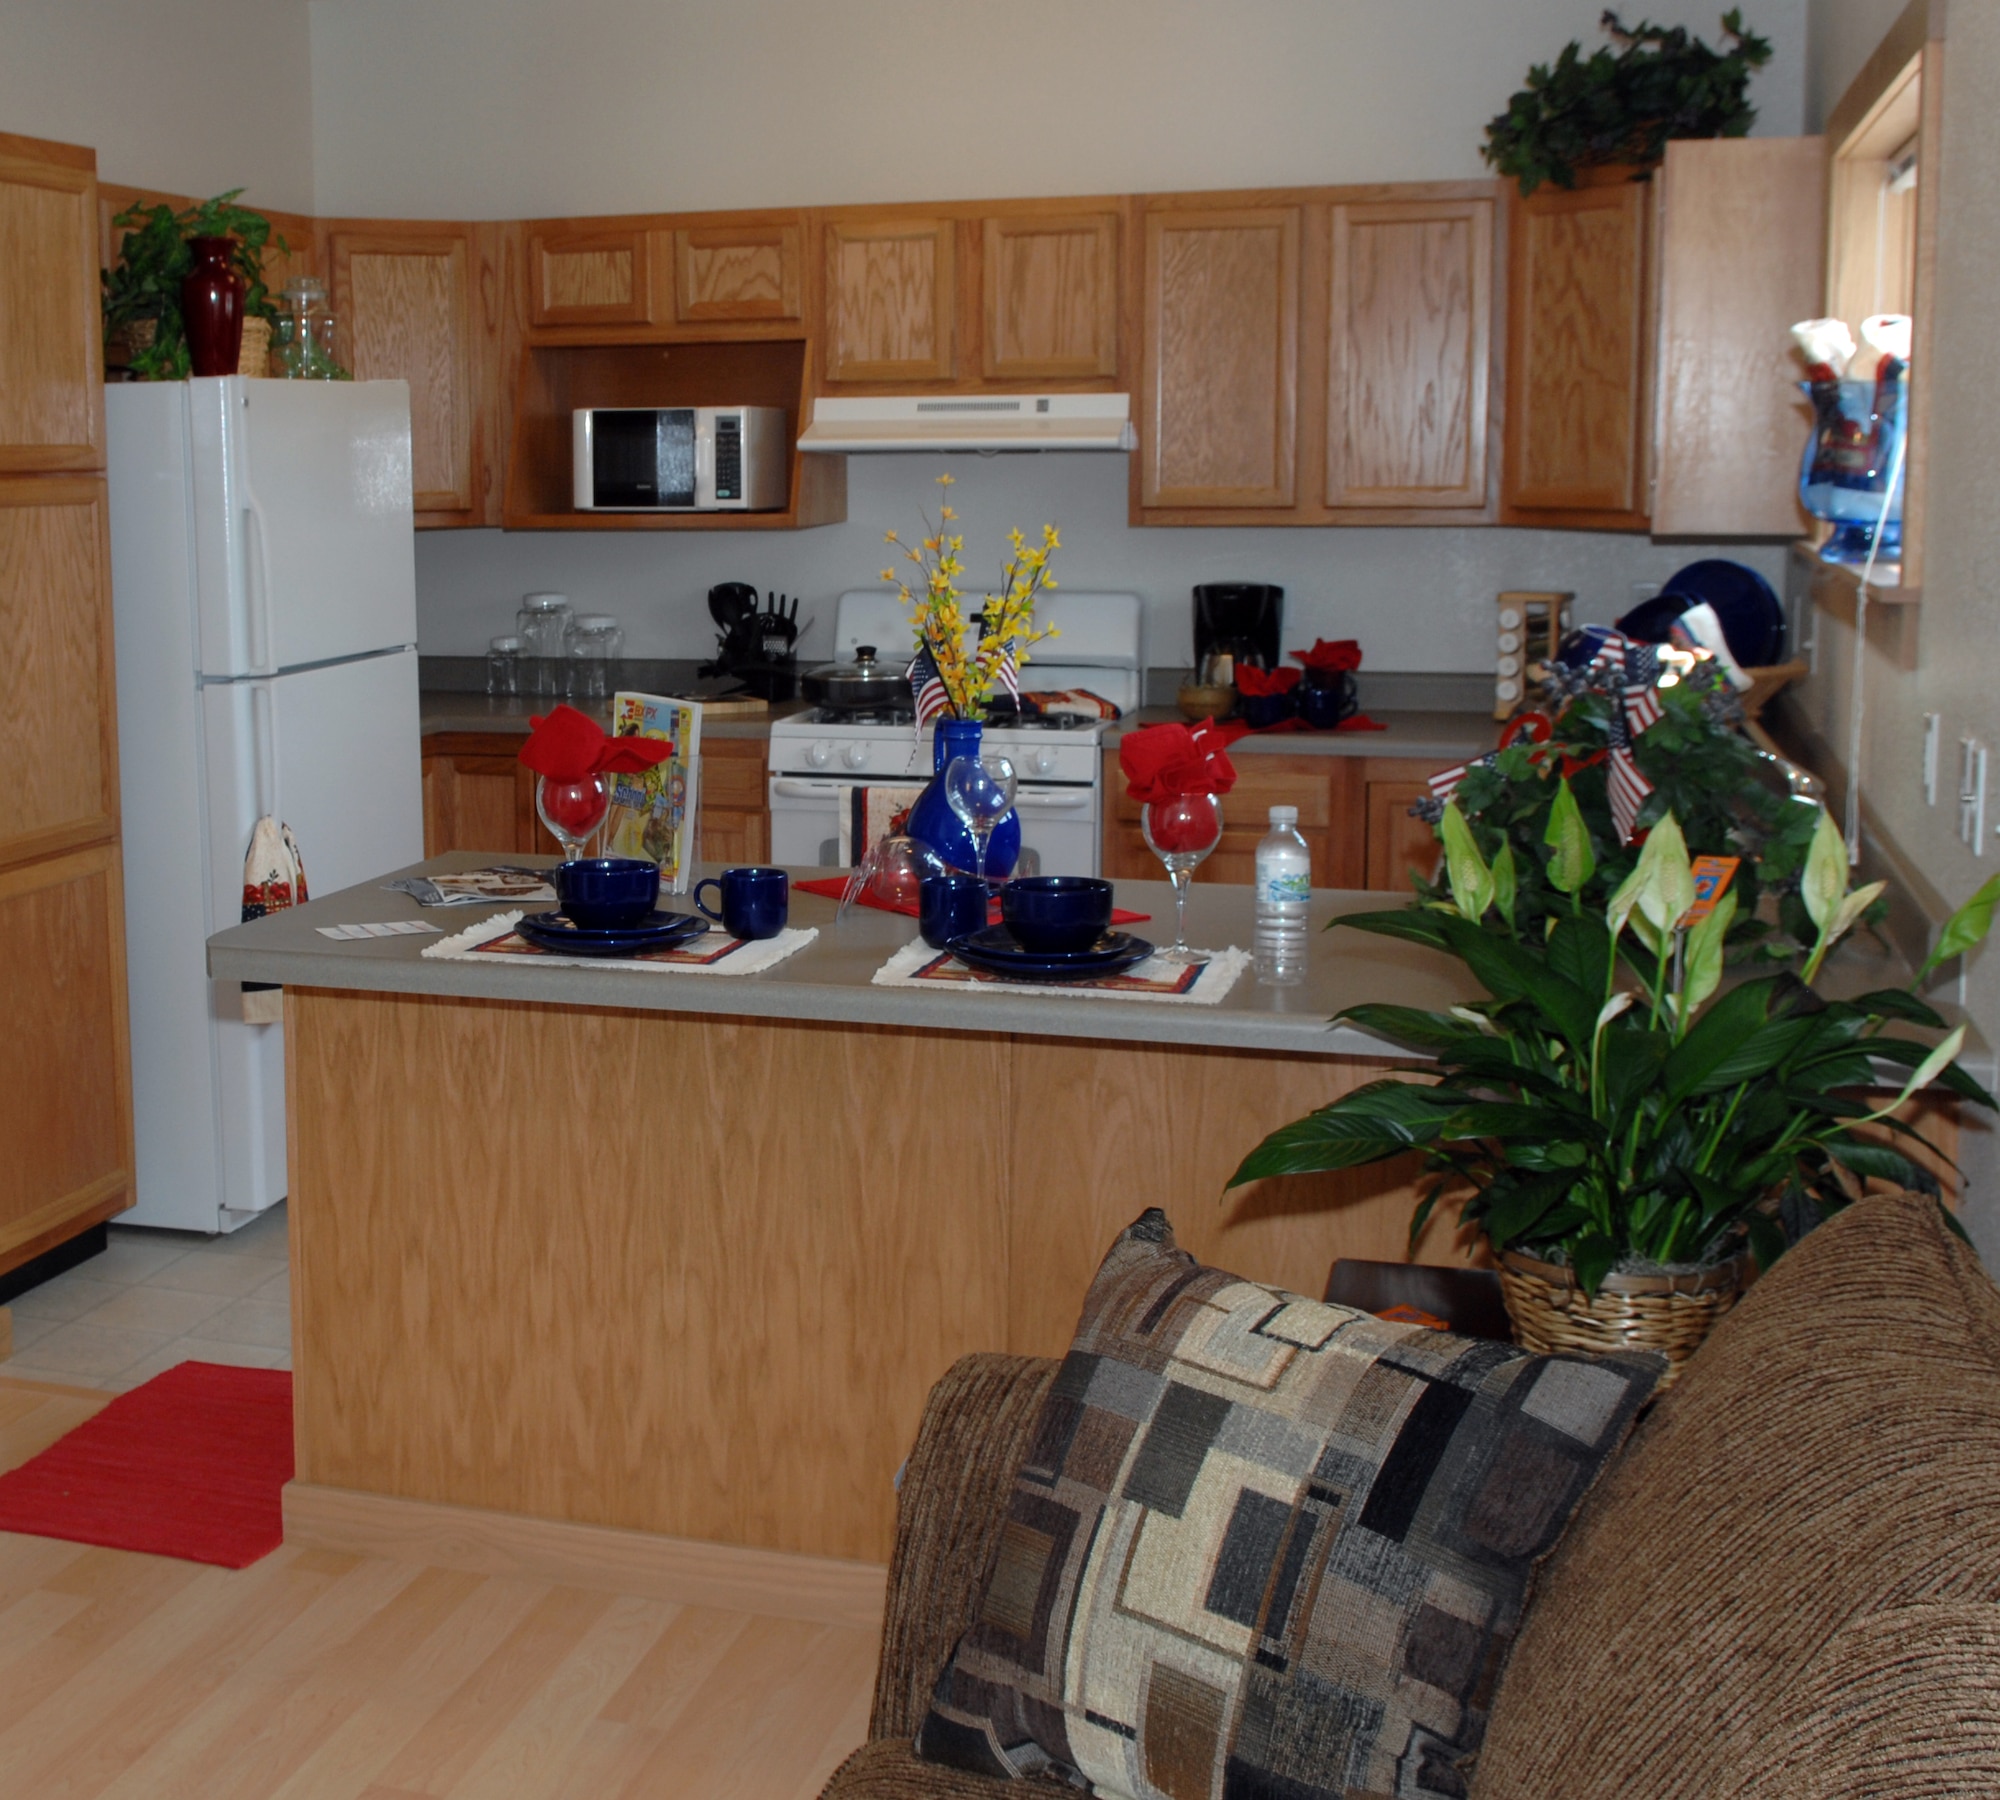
(207, 852, 1476, 1058)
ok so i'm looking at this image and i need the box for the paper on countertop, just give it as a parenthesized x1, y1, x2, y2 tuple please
(871, 937, 1249, 1004)
(422, 908, 816, 976)
(317, 920, 443, 940)
(384, 868, 559, 907)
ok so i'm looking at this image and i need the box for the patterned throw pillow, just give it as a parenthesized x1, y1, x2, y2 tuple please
(916, 1210, 1663, 1800)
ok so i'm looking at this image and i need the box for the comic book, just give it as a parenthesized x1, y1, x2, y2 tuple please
(604, 692, 702, 892)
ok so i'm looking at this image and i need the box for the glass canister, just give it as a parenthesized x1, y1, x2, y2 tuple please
(564, 615, 623, 702)
(276, 276, 351, 380)
(515, 593, 572, 699)
(486, 634, 523, 697)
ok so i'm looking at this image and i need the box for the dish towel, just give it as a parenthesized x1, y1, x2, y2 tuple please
(872, 938, 1249, 1003)
(423, 909, 817, 975)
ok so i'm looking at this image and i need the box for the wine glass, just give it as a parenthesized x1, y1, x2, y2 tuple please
(1141, 793, 1223, 963)
(945, 754, 1017, 883)
(535, 772, 612, 865)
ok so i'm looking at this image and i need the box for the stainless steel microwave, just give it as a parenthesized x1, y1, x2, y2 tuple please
(572, 406, 789, 511)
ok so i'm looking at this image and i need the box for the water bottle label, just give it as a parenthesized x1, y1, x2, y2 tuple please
(1263, 872, 1310, 903)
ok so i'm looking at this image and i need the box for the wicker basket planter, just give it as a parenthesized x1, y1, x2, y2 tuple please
(1498, 1249, 1751, 1383)
(237, 314, 271, 377)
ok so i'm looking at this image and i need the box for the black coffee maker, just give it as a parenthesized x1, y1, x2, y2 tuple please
(1192, 583, 1284, 680)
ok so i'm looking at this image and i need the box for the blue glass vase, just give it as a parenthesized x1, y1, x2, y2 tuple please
(1798, 374, 1905, 567)
(905, 717, 1021, 879)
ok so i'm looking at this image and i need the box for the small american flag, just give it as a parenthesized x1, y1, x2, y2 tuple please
(1427, 753, 1494, 802)
(995, 648, 1020, 703)
(1622, 641, 1665, 734)
(1607, 747, 1654, 845)
(908, 646, 950, 726)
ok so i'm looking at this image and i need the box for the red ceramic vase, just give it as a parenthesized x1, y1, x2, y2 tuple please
(182, 236, 245, 377)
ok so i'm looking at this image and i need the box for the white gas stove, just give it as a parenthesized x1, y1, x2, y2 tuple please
(766, 589, 1141, 876)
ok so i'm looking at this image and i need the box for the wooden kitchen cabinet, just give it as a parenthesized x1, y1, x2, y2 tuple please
(1502, 169, 1653, 527)
(696, 737, 771, 863)
(981, 212, 1119, 380)
(1140, 203, 1300, 510)
(1364, 760, 1446, 892)
(328, 220, 517, 527)
(822, 215, 956, 382)
(0, 132, 104, 473)
(528, 225, 652, 328)
(1326, 196, 1494, 512)
(673, 220, 804, 325)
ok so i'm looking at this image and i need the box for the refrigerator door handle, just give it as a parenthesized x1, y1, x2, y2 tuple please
(250, 680, 278, 820)
(242, 489, 277, 676)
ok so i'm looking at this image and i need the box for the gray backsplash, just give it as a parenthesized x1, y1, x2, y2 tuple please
(1141, 667, 1492, 712)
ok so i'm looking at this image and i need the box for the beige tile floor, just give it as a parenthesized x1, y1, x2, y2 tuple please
(0, 1203, 289, 1390)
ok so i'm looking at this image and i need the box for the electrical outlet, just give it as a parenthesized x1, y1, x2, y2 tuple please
(1924, 713, 1942, 805)
(1959, 737, 1987, 853)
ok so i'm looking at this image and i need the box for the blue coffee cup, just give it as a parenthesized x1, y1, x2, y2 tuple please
(1298, 676, 1357, 730)
(693, 866, 789, 940)
(1001, 875, 1114, 955)
(919, 873, 989, 949)
(556, 857, 660, 930)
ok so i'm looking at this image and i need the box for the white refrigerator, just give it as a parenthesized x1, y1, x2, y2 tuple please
(107, 377, 423, 1233)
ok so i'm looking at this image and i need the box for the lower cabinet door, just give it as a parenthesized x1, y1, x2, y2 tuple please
(0, 843, 133, 1274)
(1366, 780, 1441, 891)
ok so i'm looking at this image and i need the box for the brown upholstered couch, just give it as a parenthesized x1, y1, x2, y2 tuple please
(821, 1192, 2000, 1798)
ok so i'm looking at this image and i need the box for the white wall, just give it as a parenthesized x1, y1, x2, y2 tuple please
(0, 0, 314, 212)
(1804, 0, 1910, 130)
(307, 0, 1804, 219)
(418, 452, 1786, 677)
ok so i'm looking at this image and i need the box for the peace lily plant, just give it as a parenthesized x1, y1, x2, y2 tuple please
(1230, 788, 1999, 1294)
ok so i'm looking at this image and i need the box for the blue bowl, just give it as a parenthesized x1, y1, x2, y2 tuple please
(556, 857, 660, 930)
(1001, 875, 1114, 955)
(1238, 690, 1295, 731)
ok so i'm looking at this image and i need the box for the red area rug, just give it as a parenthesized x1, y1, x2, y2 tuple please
(0, 1361, 293, 1567)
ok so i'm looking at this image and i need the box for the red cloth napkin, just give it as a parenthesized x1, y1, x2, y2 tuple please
(1292, 638, 1363, 673)
(1118, 721, 1238, 803)
(793, 877, 1148, 925)
(1234, 665, 1301, 697)
(518, 704, 672, 780)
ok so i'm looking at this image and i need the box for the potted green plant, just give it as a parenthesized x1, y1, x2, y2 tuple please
(102, 190, 287, 380)
(1229, 798, 1998, 1378)
(1484, 10, 1774, 195)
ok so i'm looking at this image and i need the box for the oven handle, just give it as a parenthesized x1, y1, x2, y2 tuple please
(1012, 790, 1093, 810)
(770, 777, 847, 799)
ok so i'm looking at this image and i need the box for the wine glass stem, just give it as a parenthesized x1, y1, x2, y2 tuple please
(1171, 868, 1192, 952)
(973, 828, 989, 883)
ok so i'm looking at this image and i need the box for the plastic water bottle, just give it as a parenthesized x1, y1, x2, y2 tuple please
(1254, 805, 1311, 986)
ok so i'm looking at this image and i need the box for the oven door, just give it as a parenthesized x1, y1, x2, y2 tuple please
(768, 775, 1099, 877)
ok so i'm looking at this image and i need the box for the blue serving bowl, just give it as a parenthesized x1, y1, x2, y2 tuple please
(1001, 875, 1114, 955)
(556, 857, 660, 930)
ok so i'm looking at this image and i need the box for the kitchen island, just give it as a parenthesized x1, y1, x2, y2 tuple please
(211, 858, 1484, 1587)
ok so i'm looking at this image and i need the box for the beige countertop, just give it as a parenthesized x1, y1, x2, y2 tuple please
(419, 692, 808, 741)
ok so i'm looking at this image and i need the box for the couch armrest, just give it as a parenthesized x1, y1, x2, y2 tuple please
(869, 1351, 1060, 1743)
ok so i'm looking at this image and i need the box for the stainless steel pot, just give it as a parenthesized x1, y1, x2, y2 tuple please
(801, 643, 907, 711)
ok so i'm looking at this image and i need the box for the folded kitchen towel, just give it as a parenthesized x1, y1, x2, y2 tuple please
(423, 909, 816, 976)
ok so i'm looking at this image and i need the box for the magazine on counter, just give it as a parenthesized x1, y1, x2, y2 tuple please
(605, 691, 702, 893)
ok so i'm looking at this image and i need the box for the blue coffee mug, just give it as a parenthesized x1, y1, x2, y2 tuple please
(919, 874, 989, 949)
(693, 866, 789, 940)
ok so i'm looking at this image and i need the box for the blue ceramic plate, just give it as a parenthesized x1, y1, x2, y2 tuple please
(947, 925, 1154, 983)
(516, 909, 709, 958)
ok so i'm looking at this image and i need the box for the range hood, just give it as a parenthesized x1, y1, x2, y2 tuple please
(798, 392, 1135, 454)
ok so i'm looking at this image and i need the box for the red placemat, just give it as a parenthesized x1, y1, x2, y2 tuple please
(0, 1362, 292, 1568)
(795, 876, 1148, 925)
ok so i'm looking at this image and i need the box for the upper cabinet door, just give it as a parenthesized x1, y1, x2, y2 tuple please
(823, 217, 955, 382)
(0, 477, 119, 868)
(981, 213, 1118, 380)
(0, 135, 103, 473)
(1503, 174, 1653, 523)
(1326, 197, 1493, 511)
(1142, 205, 1300, 509)
(528, 227, 652, 328)
(1651, 138, 1825, 539)
(330, 227, 476, 514)
(674, 222, 803, 324)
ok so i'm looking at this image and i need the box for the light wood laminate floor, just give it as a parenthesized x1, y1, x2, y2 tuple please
(0, 1378, 876, 1799)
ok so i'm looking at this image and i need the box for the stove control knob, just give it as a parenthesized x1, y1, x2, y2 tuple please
(1027, 748, 1057, 776)
(842, 742, 871, 771)
(807, 741, 834, 769)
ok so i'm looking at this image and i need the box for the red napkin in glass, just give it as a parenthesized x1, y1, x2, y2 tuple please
(1292, 638, 1363, 673)
(518, 704, 672, 780)
(1119, 721, 1238, 804)
(1233, 664, 1300, 697)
